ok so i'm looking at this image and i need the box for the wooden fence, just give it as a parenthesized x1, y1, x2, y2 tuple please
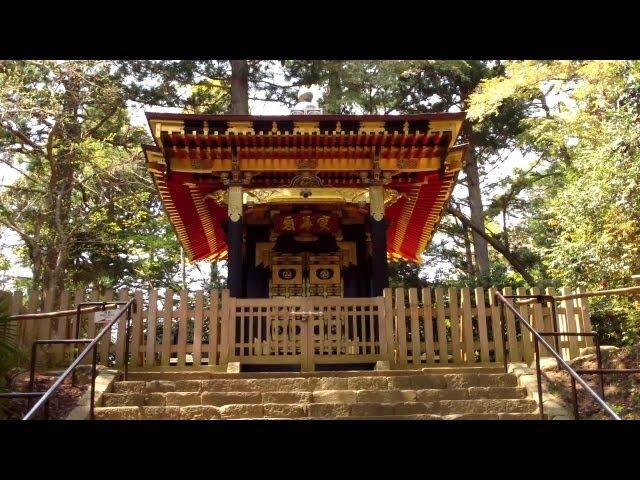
(388, 286, 593, 367)
(1, 285, 594, 370)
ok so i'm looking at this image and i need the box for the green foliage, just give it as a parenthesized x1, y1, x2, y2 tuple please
(0, 61, 193, 294)
(470, 60, 640, 345)
(388, 260, 425, 289)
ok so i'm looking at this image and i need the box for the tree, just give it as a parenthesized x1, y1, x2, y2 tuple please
(469, 60, 640, 344)
(0, 61, 182, 299)
(469, 60, 640, 286)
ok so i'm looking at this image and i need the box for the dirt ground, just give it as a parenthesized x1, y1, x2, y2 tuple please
(544, 345, 640, 420)
(1, 369, 88, 420)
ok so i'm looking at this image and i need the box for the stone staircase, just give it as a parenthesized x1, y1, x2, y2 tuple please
(93, 366, 542, 420)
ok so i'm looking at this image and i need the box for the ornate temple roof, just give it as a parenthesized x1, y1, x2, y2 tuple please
(143, 112, 467, 263)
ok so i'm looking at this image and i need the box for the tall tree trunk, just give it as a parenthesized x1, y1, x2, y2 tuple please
(463, 226, 475, 278)
(42, 70, 82, 304)
(229, 60, 249, 115)
(324, 61, 343, 114)
(464, 148, 490, 282)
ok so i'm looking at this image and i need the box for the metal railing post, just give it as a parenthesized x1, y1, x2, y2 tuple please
(595, 334, 605, 400)
(533, 336, 544, 419)
(496, 294, 508, 373)
(571, 376, 579, 420)
(90, 346, 98, 420)
(123, 303, 133, 381)
(28, 341, 38, 406)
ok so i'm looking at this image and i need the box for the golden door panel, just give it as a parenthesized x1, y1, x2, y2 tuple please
(271, 264, 303, 286)
(309, 264, 341, 285)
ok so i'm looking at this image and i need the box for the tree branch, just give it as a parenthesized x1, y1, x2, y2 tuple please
(0, 216, 37, 249)
(446, 205, 536, 285)
(85, 103, 122, 139)
(0, 122, 45, 153)
(0, 158, 43, 185)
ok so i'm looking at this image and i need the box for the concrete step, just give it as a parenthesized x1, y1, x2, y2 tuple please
(94, 399, 538, 420)
(124, 366, 504, 382)
(111, 373, 517, 395)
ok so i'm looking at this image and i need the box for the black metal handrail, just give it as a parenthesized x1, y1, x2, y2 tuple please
(494, 291, 620, 420)
(21, 298, 136, 420)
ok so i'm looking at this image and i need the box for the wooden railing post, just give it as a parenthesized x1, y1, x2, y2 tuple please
(229, 295, 237, 362)
(530, 286, 550, 357)
(561, 286, 580, 359)
(502, 287, 520, 363)
(130, 290, 143, 368)
(577, 286, 594, 346)
(219, 289, 231, 364)
(421, 288, 435, 364)
(460, 287, 474, 363)
(408, 288, 421, 365)
(475, 287, 490, 363)
(176, 290, 188, 367)
(517, 286, 534, 364)
(394, 288, 407, 365)
(300, 297, 312, 371)
(115, 289, 129, 368)
(210, 289, 220, 366)
(160, 288, 173, 367)
(24, 290, 38, 349)
(448, 287, 462, 364)
(52, 290, 69, 365)
(434, 288, 447, 364)
(488, 287, 503, 363)
(382, 289, 395, 364)
(79, 290, 92, 365)
(193, 290, 204, 367)
(146, 289, 159, 367)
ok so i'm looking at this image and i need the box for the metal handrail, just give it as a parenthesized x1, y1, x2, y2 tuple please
(9, 303, 123, 321)
(494, 291, 620, 420)
(22, 298, 136, 420)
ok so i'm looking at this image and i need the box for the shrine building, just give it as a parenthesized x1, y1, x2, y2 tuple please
(143, 94, 466, 300)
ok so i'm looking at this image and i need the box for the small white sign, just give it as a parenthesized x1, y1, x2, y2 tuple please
(94, 309, 122, 324)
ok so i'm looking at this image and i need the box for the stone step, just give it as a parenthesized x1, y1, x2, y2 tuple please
(442, 413, 545, 420)
(112, 373, 517, 395)
(103, 393, 145, 407)
(437, 399, 538, 414)
(103, 386, 527, 408)
(95, 398, 538, 420)
(125, 366, 504, 382)
(309, 413, 544, 420)
(95, 400, 537, 420)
